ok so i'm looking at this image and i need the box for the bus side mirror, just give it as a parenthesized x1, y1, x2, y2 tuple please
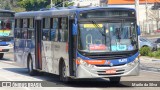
(72, 24, 77, 35)
(137, 26, 141, 35)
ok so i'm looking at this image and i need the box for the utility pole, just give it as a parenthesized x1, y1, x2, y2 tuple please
(145, 0, 149, 34)
(51, 0, 53, 8)
(135, 0, 140, 49)
(135, 0, 140, 26)
(63, 0, 65, 7)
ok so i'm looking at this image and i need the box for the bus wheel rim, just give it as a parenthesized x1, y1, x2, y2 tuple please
(62, 64, 66, 79)
(29, 59, 32, 72)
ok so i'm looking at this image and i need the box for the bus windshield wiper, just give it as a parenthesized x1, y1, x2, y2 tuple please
(90, 20, 106, 36)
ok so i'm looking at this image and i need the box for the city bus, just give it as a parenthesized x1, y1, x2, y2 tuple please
(0, 10, 14, 59)
(14, 7, 140, 83)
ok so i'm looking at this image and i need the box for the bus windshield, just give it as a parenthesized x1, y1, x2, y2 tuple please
(78, 21, 138, 52)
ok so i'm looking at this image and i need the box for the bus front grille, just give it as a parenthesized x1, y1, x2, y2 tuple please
(95, 64, 125, 67)
(97, 69, 125, 76)
(83, 50, 137, 60)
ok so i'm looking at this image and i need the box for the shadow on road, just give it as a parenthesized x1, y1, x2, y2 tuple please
(0, 58, 13, 61)
(3, 68, 132, 87)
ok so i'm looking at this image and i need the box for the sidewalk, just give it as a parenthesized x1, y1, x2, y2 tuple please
(140, 56, 160, 72)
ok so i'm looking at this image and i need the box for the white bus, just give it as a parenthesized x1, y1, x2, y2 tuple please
(0, 10, 14, 59)
(14, 7, 140, 83)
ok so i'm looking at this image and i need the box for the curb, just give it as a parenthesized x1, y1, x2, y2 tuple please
(140, 64, 160, 72)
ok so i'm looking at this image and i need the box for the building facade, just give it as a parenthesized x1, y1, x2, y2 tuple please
(108, 0, 160, 35)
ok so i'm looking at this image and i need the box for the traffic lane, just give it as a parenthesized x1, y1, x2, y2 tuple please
(1, 53, 160, 88)
(1, 60, 160, 88)
(0, 53, 133, 87)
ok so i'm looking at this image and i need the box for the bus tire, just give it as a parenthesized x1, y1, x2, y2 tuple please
(59, 60, 70, 83)
(109, 77, 121, 84)
(0, 53, 4, 59)
(27, 56, 37, 76)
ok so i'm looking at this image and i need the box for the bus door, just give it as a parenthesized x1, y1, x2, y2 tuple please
(69, 19, 76, 76)
(35, 20, 42, 69)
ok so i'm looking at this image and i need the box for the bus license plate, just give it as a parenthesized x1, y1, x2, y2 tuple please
(106, 69, 116, 74)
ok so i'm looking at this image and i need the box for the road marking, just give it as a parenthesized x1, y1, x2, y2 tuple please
(141, 70, 160, 74)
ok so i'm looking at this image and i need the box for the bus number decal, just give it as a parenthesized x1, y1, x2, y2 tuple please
(119, 58, 127, 63)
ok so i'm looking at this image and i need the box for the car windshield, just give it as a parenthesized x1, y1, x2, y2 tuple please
(0, 18, 13, 37)
(78, 21, 138, 53)
(0, 19, 12, 30)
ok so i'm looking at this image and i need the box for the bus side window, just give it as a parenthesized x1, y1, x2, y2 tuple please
(42, 18, 50, 41)
(16, 19, 20, 38)
(61, 17, 68, 42)
(28, 18, 34, 40)
(50, 18, 57, 41)
(56, 18, 62, 42)
(42, 30, 50, 41)
(51, 18, 58, 41)
(56, 18, 68, 42)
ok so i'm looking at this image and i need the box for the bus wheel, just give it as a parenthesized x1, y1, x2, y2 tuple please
(28, 56, 36, 76)
(0, 53, 4, 59)
(60, 61, 69, 82)
(109, 77, 121, 84)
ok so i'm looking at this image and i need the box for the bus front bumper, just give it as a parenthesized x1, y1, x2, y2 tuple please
(0, 46, 13, 53)
(76, 61, 140, 78)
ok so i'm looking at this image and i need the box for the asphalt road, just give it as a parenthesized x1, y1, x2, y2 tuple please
(0, 53, 159, 90)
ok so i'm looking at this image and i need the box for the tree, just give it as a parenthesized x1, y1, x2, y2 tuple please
(51, 0, 74, 7)
(0, 0, 26, 12)
(148, 10, 160, 30)
(0, 0, 11, 10)
(18, 0, 50, 11)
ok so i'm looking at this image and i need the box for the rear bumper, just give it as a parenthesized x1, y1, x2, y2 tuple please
(76, 61, 140, 78)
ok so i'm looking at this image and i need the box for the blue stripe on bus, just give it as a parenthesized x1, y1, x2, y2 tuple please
(77, 51, 139, 65)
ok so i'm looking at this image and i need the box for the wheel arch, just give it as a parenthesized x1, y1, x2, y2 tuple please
(27, 53, 32, 68)
(59, 57, 65, 75)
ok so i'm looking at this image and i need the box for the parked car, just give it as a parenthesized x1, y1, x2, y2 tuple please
(155, 38, 160, 49)
(139, 37, 157, 51)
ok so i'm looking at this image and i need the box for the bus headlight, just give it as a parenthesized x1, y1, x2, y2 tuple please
(77, 58, 95, 68)
(128, 57, 139, 67)
(8, 43, 13, 47)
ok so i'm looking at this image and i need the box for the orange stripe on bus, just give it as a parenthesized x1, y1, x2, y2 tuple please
(76, 60, 106, 65)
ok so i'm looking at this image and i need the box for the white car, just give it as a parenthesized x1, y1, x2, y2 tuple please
(139, 37, 157, 51)
(155, 38, 160, 48)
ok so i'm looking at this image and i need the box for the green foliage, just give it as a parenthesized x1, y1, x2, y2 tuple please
(154, 50, 160, 57)
(13, 7, 26, 12)
(148, 52, 156, 57)
(0, 0, 25, 12)
(0, 0, 74, 12)
(18, 0, 50, 11)
(65, 2, 74, 7)
(147, 49, 160, 58)
(140, 47, 151, 56)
